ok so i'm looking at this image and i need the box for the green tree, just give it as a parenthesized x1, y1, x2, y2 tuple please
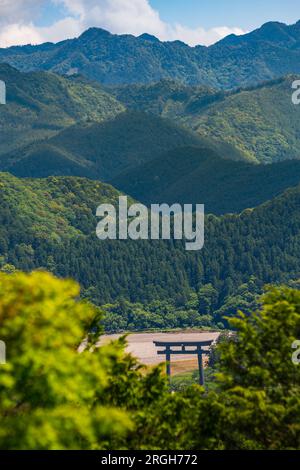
(126, 287, 300, 450)
(0, 271, 166, 449)
(1, 273, 300, 450)
(211, 286, 300, 449)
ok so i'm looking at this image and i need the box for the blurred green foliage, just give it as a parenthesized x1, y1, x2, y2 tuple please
(1, 273, 299, 449)
(0, 271, 167, 449)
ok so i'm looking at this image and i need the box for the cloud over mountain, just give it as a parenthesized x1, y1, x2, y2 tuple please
(0, 0, 245, 47)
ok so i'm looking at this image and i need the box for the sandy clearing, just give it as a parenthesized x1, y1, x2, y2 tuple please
(98, 331, 220, 366)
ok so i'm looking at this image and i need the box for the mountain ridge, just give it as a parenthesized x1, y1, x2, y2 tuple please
(111, 146, 300, 214)
(113, 75, 300, 163)
(0, 111, 205, 180)
(0, 63, 124, 158)
(1, 21, 300, 88)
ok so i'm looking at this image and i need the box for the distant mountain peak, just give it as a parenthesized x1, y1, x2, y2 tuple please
(138, 33, 160, 42)
(251, 20, 298, 43)
(258, 20, 287, 33)
(261, 20, 286, 28)
(217, 20, 299, 47)
(78, 27, 112, 40)
(169, 39, 189, 47)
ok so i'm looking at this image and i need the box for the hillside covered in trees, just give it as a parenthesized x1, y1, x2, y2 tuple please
(1, 66, 300, 196)
(112, 146, 300, 214)
(2, 111, 202, 180)
(0, 172, 299, 328)
(114, 76, 300, 164)
(0, 64, 124, 159)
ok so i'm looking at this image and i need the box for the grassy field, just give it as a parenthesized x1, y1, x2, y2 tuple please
(171, 367, 217, 391)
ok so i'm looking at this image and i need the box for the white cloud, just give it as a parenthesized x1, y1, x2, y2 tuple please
(164, 24, 246, 47)
(0, 0, 246, 48)
(0, 0, 44, 25)
(0, 23, 43, 48)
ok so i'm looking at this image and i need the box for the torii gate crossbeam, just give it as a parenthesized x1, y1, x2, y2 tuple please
(153, 340, 214, 386)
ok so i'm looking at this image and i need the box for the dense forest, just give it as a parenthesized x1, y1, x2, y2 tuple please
(112, 146, 300, 214)
(0, 173, 299, 329)
(100, 277, 261, 332)
(3, 111, 201, 180)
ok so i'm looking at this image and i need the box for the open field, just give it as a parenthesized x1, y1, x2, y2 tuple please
(99, 331, 220, 374)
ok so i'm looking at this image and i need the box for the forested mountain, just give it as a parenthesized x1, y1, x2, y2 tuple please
(1, 24, 300, 332)
(2, 65, 300, 177)
(112, 146, 300, 214)
(0, 64, 124, 158)
(114, 76, 300, 164)
(182, 76, 300, 163)
(6, 75, 298, 218)
(1, 111, 204, 180)
(1, 9, 300, 450)
(1, 21, 300, 88)
(111, 79, 205, 116)
(1, 173, 299, 324)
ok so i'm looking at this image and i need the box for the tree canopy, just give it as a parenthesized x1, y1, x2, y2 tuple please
(0, 271, 299, 449)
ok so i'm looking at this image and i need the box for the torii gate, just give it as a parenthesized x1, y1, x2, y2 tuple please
(153, 340, 214, 386)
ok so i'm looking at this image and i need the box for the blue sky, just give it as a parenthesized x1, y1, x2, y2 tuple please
(0, 0, 299, 48)
(150, 0, 300, 31)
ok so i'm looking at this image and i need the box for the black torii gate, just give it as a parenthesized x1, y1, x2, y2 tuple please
(153, 340, 214, 386)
